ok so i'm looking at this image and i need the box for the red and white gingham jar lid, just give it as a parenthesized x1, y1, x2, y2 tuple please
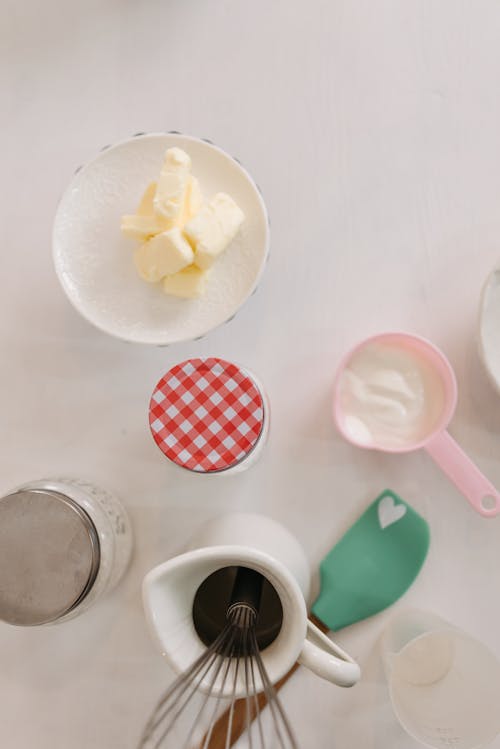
(149, 358, 266, 473)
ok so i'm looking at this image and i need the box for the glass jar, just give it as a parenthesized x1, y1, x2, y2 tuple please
(149, 357, 269, 475)
(0, 478, 133, 626)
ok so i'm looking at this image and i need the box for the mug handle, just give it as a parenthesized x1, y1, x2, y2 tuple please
(298, 620, 361, 687)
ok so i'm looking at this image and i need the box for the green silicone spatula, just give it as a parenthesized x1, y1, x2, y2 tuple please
(312, 489, 429, 630)
(205, 490, 430, 749)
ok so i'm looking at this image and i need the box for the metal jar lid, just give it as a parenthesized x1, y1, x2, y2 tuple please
(0, 488, 101, 626)
(149, 357, 266, 473)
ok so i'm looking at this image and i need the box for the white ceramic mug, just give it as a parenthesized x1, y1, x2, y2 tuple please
(142, 513, 360, 697)
(381, 610, 500, 749)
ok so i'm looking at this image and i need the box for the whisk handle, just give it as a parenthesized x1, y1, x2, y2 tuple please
(203, 615, 328, 749)
(229, 566, 264, 613)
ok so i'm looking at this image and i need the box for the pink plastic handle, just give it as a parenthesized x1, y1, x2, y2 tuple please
(425, 430, 500, 518)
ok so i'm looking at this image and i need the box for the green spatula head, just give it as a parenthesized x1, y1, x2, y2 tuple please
(311, 490, 430, 631)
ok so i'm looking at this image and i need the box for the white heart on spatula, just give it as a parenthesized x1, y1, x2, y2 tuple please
(378, 495, 407, 529)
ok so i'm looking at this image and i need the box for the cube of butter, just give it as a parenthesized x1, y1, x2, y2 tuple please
(176, 176, 204, 228)
(121, 182, 170, 240)
(184, 193, 244, 270)
(162, 265, 210, 299)
(134, 228, 194, 283)
(121, 214, 168, 242)
(136, 182, 157, 216)
(187, 176, 204, 218)
(154, 148, 191, 222)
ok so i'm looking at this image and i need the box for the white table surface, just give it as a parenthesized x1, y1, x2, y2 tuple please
(1, 1, 500, 747)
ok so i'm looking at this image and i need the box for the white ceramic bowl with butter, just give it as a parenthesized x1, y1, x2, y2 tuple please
(478, 264, 500, 392)
(53, 133, 270, 345)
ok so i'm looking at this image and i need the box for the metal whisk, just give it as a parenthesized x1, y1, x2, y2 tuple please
(138, 567, 299, 749)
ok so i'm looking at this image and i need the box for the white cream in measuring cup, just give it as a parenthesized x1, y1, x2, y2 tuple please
(333, 332, 500, 518)
(338, 340, 445, 449)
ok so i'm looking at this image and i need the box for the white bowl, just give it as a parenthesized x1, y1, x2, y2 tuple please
(478, 265, 500, 392)
(53, 133, 270, 345)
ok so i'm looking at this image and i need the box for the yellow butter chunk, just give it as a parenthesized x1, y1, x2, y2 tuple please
(134, 228, 194, 283)
(121, 147, 243, 301)
(122, 173, 203, 242)
(187, 176, 204, 218)
(136, 182, 157, 216)
(177, 176, 204, 228)
(121, 182, 169, 240)
(153, 148, 191, 222)
(121, 214, 168, 242)
(162, 265, 210, 299)
(184, 193, 244, 270)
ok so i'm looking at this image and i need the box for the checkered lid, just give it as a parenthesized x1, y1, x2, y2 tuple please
(149, 358, 265, 472)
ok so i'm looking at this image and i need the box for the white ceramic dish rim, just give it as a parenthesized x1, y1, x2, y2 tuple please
(478, 264, 500, 394)
(52, 131, 271, 346)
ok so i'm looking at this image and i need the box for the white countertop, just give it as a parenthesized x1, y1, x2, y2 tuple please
(1, 1, 500, 747)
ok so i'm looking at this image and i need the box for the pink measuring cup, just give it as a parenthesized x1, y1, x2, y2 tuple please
(333, 332, 500, 518)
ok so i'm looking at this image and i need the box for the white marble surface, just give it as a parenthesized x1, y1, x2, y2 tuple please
(1, 1, 500, 747)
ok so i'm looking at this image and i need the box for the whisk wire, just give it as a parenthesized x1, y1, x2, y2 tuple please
(157, 624, 240, 749)
(250, 629, 299, 749)
(243, 627, 254, 749)
(200, 640, 236, 749)
(140, 625, 233, 747)
(181, 625, 239, 749)
(249, 642, 266, 749)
